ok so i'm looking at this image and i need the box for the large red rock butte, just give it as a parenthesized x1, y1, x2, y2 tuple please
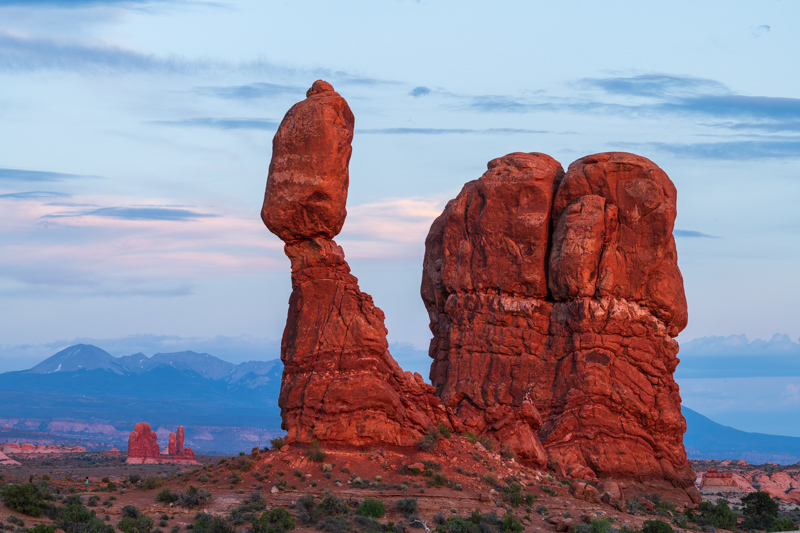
(262, 80, 449, 447)
(125, 423, 198, 464)
(422, 151, 698, 502)
(263, 81, 697, 502)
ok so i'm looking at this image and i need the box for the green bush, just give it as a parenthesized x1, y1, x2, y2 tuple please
(317, 495, 349, 517)
(58, 502, 115, 533)
(768, 517, 799, 533)
(140, 476, 164, 491)
(0, 483, 51, 517)
(418, 423, 452, 452)
(692, 499, 737, 530)
(642, 519, 674, 533)
(118, 515, 155, 533)
(156, 488, 180, 504)
(307, 439, 327, 463)
(500, 513, 523, 533)
(269, 437, 286, 451)
(192, 513, 234, 533)
(396, 498, 418, 518)
(180, 486, 210, 508)
(27, 525, 55, 533)
(295, 494, 316, 524)
(572, 518, 616, 533)
(742, 491, 780, 530)
(252, 508, 295, 533)
(355, 498, 385, 519)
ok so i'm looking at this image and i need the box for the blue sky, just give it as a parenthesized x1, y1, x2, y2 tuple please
(1, 0, 800, 433)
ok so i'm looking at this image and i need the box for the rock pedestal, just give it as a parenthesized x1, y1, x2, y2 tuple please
(262, 81, 449, 446)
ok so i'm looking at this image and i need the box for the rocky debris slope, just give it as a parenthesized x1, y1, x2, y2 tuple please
(126, 422, 198, 464)
(423, 152, 697, 501)
(261, 80, 449, 447)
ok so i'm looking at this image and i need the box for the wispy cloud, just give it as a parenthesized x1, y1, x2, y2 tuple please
(42, 206, 218, 221)
(358, 127, 549, 135)
(0, 191, 70, 199)
(195, 82, 304, 100)
(0, 167, 93, 182)
(149, 117, 279, 130)
(579, 74, 728, 98)
(674, 229, 719, 239)
(640, 140, 800, 160)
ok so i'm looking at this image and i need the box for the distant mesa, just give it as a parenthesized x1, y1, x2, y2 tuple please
(126, 422, 198, 465)
(1, 443, 85, 454)
(0, 450, 20, 465)
(262, 81, 698, 502)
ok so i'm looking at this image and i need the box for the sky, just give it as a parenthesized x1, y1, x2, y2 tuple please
(1, 0, 799, 432)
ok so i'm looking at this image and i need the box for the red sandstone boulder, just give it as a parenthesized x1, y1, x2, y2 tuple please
(261, 80, 354, 243)
(263, 81, 450, 446)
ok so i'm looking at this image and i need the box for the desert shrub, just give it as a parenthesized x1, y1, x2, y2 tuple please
(396, 498, 418, 518)
(500, 512, 524, 533)
(269, 437, 286, 451)
(356, 498, 385, 519)
(171, 527, 180, 533)
(535, 505, 548, 516)
(58, 501, 115, 533)
(122, 506, 141, 519)
(418, 423, 451, 452)
(307, 439, 327, 462)
(296, 494, 316, 524)
(572, 518, 615, 533)
(691, 499, 737, 530)
(179, 486, 210, 508)
(127, 474, 141, 484)
(642, 519, 674, 533)
(768, 517, 799, 532)
(316, 516, 352, 533)
(27, 525, 55, 533)
(501, 483, 526, 507)
(0, 483, 51, 517)
(140, 476, 164, 491)
(481, 473, 498, 487)
(87, 495, 100, 507)
(118, 515, 155, 533)
(428, 473, 449, 488)
(106, 482, 117, 491)
(462, 430, 479, 443)
(192, 513, 234, 533)
(159, 521, 168, 527)
(743, 491, 780, 531)
(478, 435, 495, 451)
(499, 445, 516, 461)
(317, 495, 349, 517)
(156, 488, 180, 504)
(252, 508, 295, 533)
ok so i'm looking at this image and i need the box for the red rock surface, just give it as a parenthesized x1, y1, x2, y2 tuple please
(261, 80, 354, 243)
(423, 151, 697, 501)
(0, 450, 20, 465)
(126, 423, 198, 464)
(1, 443, 86, 454)
(262, 81, 449, 446)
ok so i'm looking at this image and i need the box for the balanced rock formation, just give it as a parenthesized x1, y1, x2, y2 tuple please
(262, 80, 449, 446)
(423, 151, 698, 501)
(126, 423, 198, 464)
